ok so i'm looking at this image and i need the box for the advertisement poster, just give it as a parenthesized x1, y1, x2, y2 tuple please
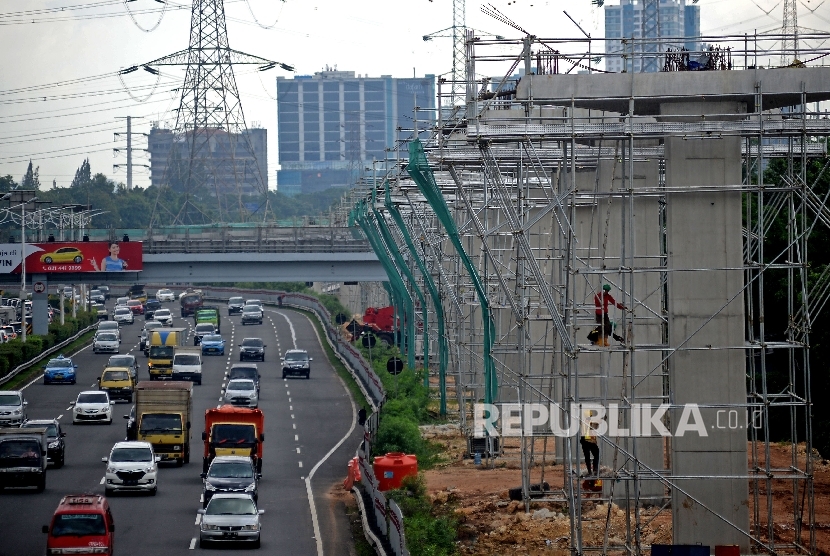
(0, 241, 143, 274)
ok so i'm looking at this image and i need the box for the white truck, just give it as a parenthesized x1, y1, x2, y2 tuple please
(172, 347, 203, 385)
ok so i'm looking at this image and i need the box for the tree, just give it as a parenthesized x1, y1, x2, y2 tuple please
(20, 160, 40, 189)
(0, 175, 16, 193)
(71, 159, 92, 189)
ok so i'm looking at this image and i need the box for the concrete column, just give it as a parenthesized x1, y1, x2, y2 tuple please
(665, 134, 749, 549)
(32, 274, 48, 336)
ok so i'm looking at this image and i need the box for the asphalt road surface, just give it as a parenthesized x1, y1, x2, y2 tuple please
(0, 298, 363, 556)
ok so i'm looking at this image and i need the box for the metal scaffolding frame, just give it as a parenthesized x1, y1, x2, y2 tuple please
(340, 32, 830, 554)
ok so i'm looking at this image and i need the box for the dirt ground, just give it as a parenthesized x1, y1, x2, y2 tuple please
(419, 425, 830, 555)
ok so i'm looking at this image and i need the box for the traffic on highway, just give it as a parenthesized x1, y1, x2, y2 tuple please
(0, 287, 360, 555)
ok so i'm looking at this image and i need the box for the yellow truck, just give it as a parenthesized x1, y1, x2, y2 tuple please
(148, 327, 187, 380)
(97, 367, 135, 402)
(135, 381, 192, 466)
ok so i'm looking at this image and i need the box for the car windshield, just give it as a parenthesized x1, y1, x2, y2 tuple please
(212, 424, 256, 445)
(159, 289, 171, 295)
(209, 462, 254, 479)
(206, 497, 257, 516)
(149, 346, 175, 358)
(174, 355, 200, 365)
(23, 422, 57, 436)
(195, 324, 214, 333)
(127, 300, 141, 306)
(90, 290, 102, 296)
(99, 323, 118, 330)
(0, 393, 22, 405)
(115, 308, 131, 315)
(228, 380, 255, 391)
(117, 297, 129, 304)
(77, 393, 108, 404)
(97, 334, 117, 342)
(242, 339, 263, 347)
(285, 352, 308, 362)
(242, 306, 260, 314)
(51, 514, 106, 537)
(155, 310, 170, 316)
(203, 335, 223, 343)
(0, 439, 40, 466)
(139, 413, 182, 434)
(110, 447, 152, 462)
(229, 369, 256, 381)
(144, 322, 162, 331)
(46, 359, 72, 368)
(229, 297, 243, 304)
(108, 356, 133, 367)
(245, 300, 261, 306)
(103, 371, 129, 381)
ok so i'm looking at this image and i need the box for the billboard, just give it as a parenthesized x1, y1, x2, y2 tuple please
(0, 241, 143, 274)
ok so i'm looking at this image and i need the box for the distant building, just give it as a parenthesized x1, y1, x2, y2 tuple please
(148, 126, 267, 195)
(605, 0, 700, 73)
(276, 70, 435, 196)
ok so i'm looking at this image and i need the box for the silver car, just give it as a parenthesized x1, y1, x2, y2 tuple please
(93, 332, 120, 354)
(102, 441, 160, 495)
(97, 320, 121, 343)
(113, 307, 134, 325)
(198, 493, 264, 548)
(0, 391, 27, 426)
(108, 354, 138, 382)
(223, 379, 258, 408)
(153, 308, 173, 326)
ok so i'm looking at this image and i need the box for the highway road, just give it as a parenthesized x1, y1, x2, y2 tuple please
(0, 298, 363, 556)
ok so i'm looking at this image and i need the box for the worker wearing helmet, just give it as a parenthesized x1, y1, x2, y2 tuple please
(594, 284, 626, 343)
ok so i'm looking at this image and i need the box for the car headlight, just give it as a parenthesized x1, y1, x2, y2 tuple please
(244, 482, 256, 492)
(202, 523, 220, 531)
(107, 466, 117, 474)
(204, 482, 216, 491)
(48, 441, 60, 449)
(12, 409, 21, 415)
(241, 524, 259, 531)
(144, 465, 155, 474)
(103, 406, 111, 413)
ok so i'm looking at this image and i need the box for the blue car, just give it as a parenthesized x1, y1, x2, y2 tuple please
(43, 356, 77, 385)
(200, 334, 226, 356)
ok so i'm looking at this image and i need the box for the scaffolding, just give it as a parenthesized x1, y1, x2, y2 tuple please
(342, 31, 830, 554)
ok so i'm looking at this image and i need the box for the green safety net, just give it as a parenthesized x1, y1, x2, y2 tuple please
(385, 183, 448, 415)
(406, 139, 497, 404)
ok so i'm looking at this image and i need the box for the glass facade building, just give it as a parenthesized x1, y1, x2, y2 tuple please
(605, 0, 701, 73)
(276, 71, 435, 196)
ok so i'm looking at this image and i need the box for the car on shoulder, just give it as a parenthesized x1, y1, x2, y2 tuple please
(223, 379, 259, 408)
(42, 494, 115, 555)
(281, 349, 312, 379)
(126, 299, 144, 315)
(228, 296, 245, 315)
(113, 306, 134, 325)
(43, 355, 77, 385)
(21, 418, 66, 468)
(239, 338, 265, 361)
(72, 390, 114, 424)
(198, 493, 264, 548)
(0, 391, 28, 426)
(102, 441, 159, 496)
(200, 455, 260, 508)
(153, 308, 173, 326)
(241, 305, 263, 325)
(156, 288, 175, 302)
(144, 298, 162, 320)
(201, 334, 226, 356)
(93, 332, 120, 354)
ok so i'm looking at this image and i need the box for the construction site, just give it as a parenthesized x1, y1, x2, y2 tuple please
(338, 5, 830, 553)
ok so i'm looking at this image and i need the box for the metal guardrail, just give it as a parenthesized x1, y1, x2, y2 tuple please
(0, 322, 97, 387)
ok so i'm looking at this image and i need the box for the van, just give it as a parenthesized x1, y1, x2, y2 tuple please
(43, 494, 115, 555)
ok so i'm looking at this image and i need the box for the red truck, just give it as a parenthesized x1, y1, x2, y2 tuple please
(202, 405, 264, 474)
(179, 289, 204, 318)
(344, 306, 397, 346)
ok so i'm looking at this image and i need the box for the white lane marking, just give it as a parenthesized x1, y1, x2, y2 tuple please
(195, 514, 202, 525)
(293, 423, 296, 429)
(57, 414, 63, 420)
(288, 398, 292, 403)
(189, 538, 197, 550)
(296, 447, 301, 454)
(200, 494, 204, 503)
(298, 461, 303, 468)
(290, 405, 293, 411)
(272, 310, 297, 349)
(65, 406, 72, 411)
(291, 414, 295, 419)
(295, 435, 298, 441)
(287, 391, 290, 396)
(99, 476, 105, 485)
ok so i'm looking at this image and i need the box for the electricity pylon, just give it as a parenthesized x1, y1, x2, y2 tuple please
(136, 0, 292, 225)
(782, 0, 799, 65)
(423, 0, 467, 108)
(641, 0, 660, 72)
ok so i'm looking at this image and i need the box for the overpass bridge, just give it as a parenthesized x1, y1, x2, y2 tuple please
(0, 225, 385, 285)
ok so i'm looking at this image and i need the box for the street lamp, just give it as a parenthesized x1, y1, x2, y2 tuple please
(2, 190, 38, 342)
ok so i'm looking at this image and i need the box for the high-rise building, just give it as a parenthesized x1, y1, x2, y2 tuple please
(148, 125, 267, 195)
(276, 70, 435, 196)
(605, 0, 700, 73)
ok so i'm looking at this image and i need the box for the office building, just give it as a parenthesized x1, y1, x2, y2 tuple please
(276, 70, 435, 196)
(605, 0, 701, 73)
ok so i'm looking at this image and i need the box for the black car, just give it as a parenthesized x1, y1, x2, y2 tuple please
(228, 364, 260, 393)
(240, 305, 263, 325)
(89, 289, 106, 305)
(21, 419, 66, 468)
(239, 338, 265, 361)
(200, 456, 260, 508)
(95, 285, 111, 300)
(281, 349, 312, 379)
(144, 299, 162, 320)
(123, 405, 137, 440)
(227, 296, 245, 315)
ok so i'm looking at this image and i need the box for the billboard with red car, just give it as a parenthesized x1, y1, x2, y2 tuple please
(0, 241, 142, 274)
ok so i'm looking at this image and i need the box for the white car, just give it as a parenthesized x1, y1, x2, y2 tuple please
(156, 289, 175, 302)
(172, 349, 203, 385)
(113, 307, 135, 325)
(224, 378, 259, 408)
(93, 332, 120, 354)
(153, 308, 173, 326)
(98, 320, 121, 343)
(102, 441, 159, 496)
(115, 296, 130, 306)
(73, 390, 114, 424)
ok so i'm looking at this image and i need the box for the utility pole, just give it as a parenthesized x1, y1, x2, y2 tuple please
(114, 116, 148, 189)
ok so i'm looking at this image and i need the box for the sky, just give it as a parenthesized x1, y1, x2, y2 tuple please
(0, 0, 828, 192)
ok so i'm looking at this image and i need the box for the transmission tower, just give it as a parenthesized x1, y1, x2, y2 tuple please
(138, 0, 292, 225)
(423, 0, 467, 108)
(782, 0, 799, 65)
(640, 0, 660, 72)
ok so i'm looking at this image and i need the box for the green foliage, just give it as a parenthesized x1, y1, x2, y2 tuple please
(387, 475, 458, 556)
(21, 160, 40, 189)
(0, 175, 16, 193)
(318, 293, 350, 323)
(374, 416, 424, 456)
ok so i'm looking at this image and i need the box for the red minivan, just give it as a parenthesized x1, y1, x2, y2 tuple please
(43, 494, 115, 555)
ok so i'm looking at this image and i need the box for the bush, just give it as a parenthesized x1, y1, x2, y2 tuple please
(387, 475, 457, 556)
(0, 343, 24, 370)
(0, 357, 8, 379)
(374, 416, 424, 457)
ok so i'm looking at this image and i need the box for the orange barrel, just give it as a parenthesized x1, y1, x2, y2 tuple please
(715, 547, 740, 556)
(373, 452, 418, 491)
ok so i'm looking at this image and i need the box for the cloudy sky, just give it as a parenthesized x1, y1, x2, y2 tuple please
(0, 0, 827, 191)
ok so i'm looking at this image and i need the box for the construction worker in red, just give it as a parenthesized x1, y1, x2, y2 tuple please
(594, 284, 626, 343)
